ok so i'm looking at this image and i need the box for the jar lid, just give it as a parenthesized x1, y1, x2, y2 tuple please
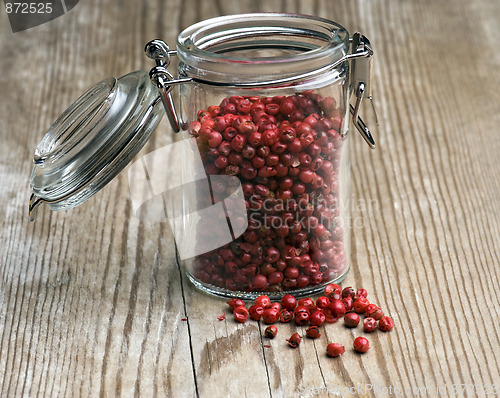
(30, 70, 164, 215)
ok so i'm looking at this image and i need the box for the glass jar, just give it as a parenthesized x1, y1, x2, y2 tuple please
(29, 13, 376, 300)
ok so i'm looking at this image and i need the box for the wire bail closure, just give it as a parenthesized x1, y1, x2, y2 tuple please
(349, 33, 377, 148)
(145, 35, 377, 146)
(145, 40, 184, 132)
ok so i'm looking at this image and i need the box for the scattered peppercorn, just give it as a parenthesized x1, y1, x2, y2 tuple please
(324, 283, 341, 296)
(363, 317, 377, 333)
(287, 332, 302, 348)
(295, 311, 310, 326)
(264, 325, 278, 339)
(378, 316, 394, 332)
(364, 304, 379, 317)
(316, 296, 330, 309)
(371, 308, 384, 321)
(227, 298, 245, 312)
(294, 305, 310, 316)
(309, 310, 326, 326)
(233, 305, 249, 323)
(249, 304, 265, 321)
(353, 297, 370, 314)
(328, 299, 346, 318)
(353, 336, 370, 353)
(255, 295, 272, 309)
(365, 304, 384, 321)
(326, 343, 345, 357)
(279, 308, 293, 323)
(297, 298, 315, 312)
(221, 287, 394, 358)
(322, 308, 339, 324)
(306, 326, 321, 339)
(341, 286, 355, 299)
(262, 308, 279, 324)
(344, 312, 360, 328)
(342, 296, 353, 312)
(281, 294, 297, 310)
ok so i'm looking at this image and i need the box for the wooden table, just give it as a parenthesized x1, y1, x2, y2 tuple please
(1, 0, 499, 397)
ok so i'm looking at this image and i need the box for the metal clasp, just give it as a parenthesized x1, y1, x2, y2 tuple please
(29, 193, 43, 222)
(145, 40, 188, 133)
(349, 33, 378, 148)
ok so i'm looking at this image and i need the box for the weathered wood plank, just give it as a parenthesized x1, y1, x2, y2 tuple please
(0, 0, 499, 397)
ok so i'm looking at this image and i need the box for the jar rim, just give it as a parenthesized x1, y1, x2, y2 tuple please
(176, 13, 349, 83)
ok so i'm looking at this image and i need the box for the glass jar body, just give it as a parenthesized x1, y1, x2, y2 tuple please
(170, 13, 353, 299)
(176, 79, 351, 299)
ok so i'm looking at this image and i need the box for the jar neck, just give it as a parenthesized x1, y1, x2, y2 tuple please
(176, 13, 349, 85)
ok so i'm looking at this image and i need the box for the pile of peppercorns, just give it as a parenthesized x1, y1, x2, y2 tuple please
(226, 283, 394, 356)
(189, 92, 348, 294)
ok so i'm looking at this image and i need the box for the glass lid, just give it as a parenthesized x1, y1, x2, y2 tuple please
(30, 70, 164, 214)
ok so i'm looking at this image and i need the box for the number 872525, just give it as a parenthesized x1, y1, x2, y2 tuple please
(5, 3, 53, 14)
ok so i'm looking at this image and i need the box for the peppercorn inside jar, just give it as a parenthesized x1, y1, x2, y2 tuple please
(173, 14, 358, 299)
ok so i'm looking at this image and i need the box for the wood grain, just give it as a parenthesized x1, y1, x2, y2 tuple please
(1, 0, 499, 397)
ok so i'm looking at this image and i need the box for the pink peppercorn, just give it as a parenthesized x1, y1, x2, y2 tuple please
(363, 317, 377, 333)
(379, 316, 394, 332)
